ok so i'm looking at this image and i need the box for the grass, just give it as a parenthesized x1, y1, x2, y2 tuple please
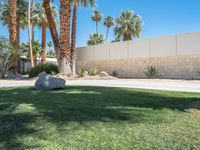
(0, 86, 200, 150)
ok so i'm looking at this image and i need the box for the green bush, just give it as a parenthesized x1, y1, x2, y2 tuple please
(29, 63, 59, 78)
(111, 70, 118, 77)
(144, 66, 160, 79)
(90, 66, 98, 76)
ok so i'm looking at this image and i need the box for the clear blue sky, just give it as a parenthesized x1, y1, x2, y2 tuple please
(0, 0, 200, 48)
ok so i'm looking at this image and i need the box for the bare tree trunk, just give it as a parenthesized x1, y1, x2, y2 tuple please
(41, 20, 47, 64)
(28, 0, 34, 68)
(71, 3, 77, 75)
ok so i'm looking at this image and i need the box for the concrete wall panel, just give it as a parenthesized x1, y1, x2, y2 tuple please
(77, 46, 94, 61)
(110, 41, 129, 59)
(128, 40, 150, 58)
(177, 33, 200, 55)
(151, 36, 177, 56)
(94, 44, 110, 60)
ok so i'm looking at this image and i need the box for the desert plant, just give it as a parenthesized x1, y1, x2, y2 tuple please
(90, 66, 98, 76)
(111, 70, 118, 77)
(144, 66, 160, 79)
(29, 63, 59, 78)
(78, 68, 85, 78)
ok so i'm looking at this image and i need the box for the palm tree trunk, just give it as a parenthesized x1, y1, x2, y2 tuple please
(60, 0, 72, 75)
(7, 0, 19, 78)
(43, 0, 61, 70)
(123, 34, 132, 41)
(16, 17, 21, 72)
(96, 21, 98, 33)
(31, 0, 35, 42)
(71, 3, 77, 75)
(16, 17, 20, 50)
(28, 0, 34, 68)
(41, 20, 47, 64)
(106, 27, 109, 42)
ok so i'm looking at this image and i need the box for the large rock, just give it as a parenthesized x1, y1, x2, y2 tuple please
(35, 72, 66, 90)
(100, 71, 109, 77)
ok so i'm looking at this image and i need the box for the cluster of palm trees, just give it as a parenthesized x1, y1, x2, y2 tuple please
(0, 0, 59, 77)
(88, 10, 143, 46)
(1, 0, 142, 78)
(1, 0, 95, 77)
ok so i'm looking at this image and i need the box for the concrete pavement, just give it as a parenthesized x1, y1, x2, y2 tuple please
(0, 79, 200, 93)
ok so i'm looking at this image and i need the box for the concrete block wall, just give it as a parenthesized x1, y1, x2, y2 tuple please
(76, 32, 200, 79)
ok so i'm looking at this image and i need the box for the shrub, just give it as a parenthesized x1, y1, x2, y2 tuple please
(90, 66, 98, 76)
(29, 63, 59, 78)
(111, 70, 118, 77)
(144, 66, 160, 79)
(78, 68, 85, 78)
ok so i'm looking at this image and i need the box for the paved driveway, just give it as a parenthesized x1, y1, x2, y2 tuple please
(0, 79, 200, 93)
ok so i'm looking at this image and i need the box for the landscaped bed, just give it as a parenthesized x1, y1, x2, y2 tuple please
(0, 86, 200, 149)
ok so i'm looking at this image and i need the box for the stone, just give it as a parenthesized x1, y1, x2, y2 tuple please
(35, 72, 66, 90)
(84, 71, 89, 76)
(100, 71, 109, 77)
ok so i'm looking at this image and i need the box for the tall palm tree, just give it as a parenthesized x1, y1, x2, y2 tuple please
(104, 16, 114, 42)
(114, 10, 143, 41)
(28, 0, 34, 67)
(71, 0, 95, 75)
(0, 0, 27, 51)
(44, 0, 72, 74)
(7, 0, 18, 77)
(92, 10, 103, 33)
(33, 2, 58, 64)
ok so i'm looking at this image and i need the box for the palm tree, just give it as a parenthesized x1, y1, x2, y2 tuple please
(31, 0, 35, 42)
(71, 0, 95, 75)
(7, 0, 19, 77)
(0, 0, 27, 51)
(0, 36, 9, 78)
(20, 41, 42, 65)
(44, 0, 72, 74)
(47, 41, 53, 51)
(33, 2, 59, 64)
(114, 10, 143, 41)
(104, 16, 115, 42)
(92, 10, 103, 33)
(47, 50, 56, 58)
(28, 0, 34, 67)
(87, 33, 105, 46)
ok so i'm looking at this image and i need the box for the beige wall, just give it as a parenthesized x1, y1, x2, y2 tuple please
(76, 33, 200, 79)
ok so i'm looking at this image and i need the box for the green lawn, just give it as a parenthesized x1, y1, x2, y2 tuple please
(0, 86, 200, 150)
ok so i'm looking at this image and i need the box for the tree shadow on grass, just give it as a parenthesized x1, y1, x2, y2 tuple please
(0, 113, 40, 150)
(0, 86, 200, 149)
